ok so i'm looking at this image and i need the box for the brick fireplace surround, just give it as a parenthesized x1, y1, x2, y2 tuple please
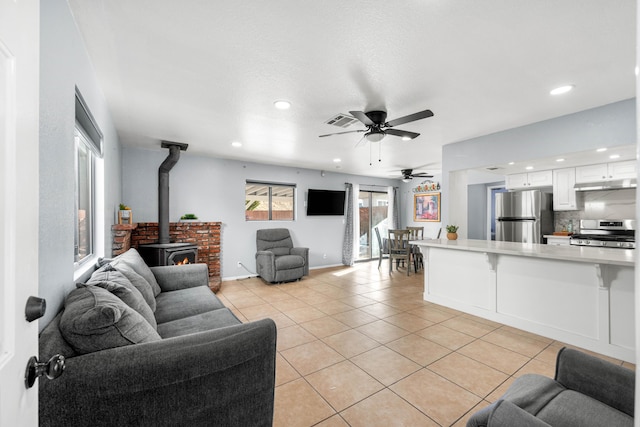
(112, 222, 221, 292)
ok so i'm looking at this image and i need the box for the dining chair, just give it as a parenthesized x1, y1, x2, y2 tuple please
(406, 226, 424, 272)
(374, 227, 389, 269)
(388, 229, 411, 275)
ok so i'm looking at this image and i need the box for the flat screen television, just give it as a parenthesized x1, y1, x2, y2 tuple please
(307, 189, 346, 216)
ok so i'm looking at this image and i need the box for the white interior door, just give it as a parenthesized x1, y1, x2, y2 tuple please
(0, 0, 40, 425)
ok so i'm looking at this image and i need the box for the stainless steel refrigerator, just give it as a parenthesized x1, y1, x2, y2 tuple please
(495, 190, 553, 244)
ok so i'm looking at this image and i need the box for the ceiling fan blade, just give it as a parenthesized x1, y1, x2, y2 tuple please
(319, 130, 365, 137)
(385, 129, 420, 139)
(349, 111, 374, 126)
(412, 172, 434, 178)
(386, 109, 434, 127)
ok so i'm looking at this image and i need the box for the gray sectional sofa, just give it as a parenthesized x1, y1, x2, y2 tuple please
(467, 347, 635, 427)
(39, 248, 277, 427)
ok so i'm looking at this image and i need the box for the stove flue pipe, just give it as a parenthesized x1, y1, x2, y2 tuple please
(158, 141, 188, 244)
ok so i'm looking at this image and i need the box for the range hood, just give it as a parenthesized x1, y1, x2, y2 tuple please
(574, 178, 637, 191)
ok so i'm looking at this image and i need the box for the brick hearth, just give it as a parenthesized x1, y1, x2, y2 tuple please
(112, 222, 222, 292)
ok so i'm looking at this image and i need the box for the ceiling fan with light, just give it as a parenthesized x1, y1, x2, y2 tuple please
(400, 168, 433, 182)
(319, 108, 434, 143)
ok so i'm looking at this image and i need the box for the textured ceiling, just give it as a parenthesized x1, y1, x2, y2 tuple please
(68, 0, 636, 179)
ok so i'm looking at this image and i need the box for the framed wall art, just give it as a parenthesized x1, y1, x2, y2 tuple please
(414, 192, 440, 222)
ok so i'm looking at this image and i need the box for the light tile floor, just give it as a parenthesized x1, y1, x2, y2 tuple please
(218, 262, 635, 427)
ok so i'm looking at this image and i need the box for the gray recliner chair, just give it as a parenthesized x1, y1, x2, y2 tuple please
(467, 347, 634, 427)
(256, 228, 309, 283)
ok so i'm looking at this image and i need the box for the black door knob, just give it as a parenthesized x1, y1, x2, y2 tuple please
(24, 354, 65, 389)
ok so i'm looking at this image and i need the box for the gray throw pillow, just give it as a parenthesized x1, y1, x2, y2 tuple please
(110, 248, 162, 296)
(78, 279, 157, 330)
(60, 286, 160, 355)
(89, 264, 156, 312)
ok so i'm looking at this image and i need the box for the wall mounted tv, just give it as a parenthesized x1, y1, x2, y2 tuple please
(307, 189, 346, 216)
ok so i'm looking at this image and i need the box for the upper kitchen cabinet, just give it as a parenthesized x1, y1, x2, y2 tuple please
(553, 168, 579, 211)
(575, 160, 637, 183)
(506, 170, 553, 190)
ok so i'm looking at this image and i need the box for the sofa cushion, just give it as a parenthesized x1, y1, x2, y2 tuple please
(154, 286, 225, 324)
(537, 390, 633, 427)
(110, 248, 162, 297)
(60, 286, 160, 355)
(89, 264, 156, 313)
(157, 308, 242, 338)
(39, 312, 77, 360)
(78, 280, 157, 330)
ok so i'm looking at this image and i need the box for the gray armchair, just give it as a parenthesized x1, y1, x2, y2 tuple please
(467, 347, 634, 427)
(256, 228, 309, 283)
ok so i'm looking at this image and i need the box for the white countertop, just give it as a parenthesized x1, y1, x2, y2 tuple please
(543, 234, 571, 239)
(410, 238, 635, 267)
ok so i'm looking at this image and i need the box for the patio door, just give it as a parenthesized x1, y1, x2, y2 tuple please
(358, 191, 389, 260)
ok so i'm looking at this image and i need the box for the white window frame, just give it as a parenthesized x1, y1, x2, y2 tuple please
(245, 181, 296, 221)
(73, 89, 103, 273)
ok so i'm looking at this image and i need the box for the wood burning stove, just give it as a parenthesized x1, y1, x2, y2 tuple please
(138, 242, 198, 267)
(139, 141, 199, 267)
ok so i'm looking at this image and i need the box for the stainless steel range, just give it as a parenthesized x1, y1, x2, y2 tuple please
(570, 219, 636, 249)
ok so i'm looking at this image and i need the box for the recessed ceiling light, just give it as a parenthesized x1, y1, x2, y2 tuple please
(273, 100, 291, 110)
(610, 154, 620, 159)
(333, 158, 341, 163)
(596, 148, 607, 152)
(508, 162, 515, 165)
(525, 166, 534, 170)
(401, 136, 412, 141)
(231, 141, 242, 148)
(550, 85, 574, 96)
(556, 158, 565, 162)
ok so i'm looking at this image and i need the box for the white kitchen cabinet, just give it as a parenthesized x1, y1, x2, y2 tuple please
(552, 168, 579, 211)
(608, 160, 637, 179)
(575, 160, 637, 183)
(506, 170, 553, 190)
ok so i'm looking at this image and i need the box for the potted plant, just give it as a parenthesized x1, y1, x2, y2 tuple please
(446, 225, 459, 240)
(180, 213, 199, 222)
(118, 203, 132, 224)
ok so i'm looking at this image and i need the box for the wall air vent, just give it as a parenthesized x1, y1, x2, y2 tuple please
(324, 113, 358, 128)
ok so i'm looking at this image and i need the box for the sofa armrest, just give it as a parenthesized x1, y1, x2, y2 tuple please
(554, 347, 635, 417)
(290, 247, 309, 275)
(150, 263, 209, 292)
(486, 400, 552, 427)
(40, 319, 277, 427)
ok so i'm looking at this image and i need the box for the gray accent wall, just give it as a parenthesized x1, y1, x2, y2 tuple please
(122, 147, 400, 279)
(39, 0, 122, 329)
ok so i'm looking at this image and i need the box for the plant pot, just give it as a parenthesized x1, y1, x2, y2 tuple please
(447, 232, 458, 240)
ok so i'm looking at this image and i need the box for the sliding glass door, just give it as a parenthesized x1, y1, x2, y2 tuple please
(358, 190, 389, 260)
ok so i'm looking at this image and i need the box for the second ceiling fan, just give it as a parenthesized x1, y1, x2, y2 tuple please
(319, 108, 434, 142)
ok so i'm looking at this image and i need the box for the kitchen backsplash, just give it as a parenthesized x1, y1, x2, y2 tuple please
(554, 188, 636, 231)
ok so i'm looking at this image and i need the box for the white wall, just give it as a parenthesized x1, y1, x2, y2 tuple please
(441, 99, 636, 229)
(39, 0, 122, 328)
(122, 147, 400, 278)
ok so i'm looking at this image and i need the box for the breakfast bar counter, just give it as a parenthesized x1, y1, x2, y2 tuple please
(411, 239, 635, 362)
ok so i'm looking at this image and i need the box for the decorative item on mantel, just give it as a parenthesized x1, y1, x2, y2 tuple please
(412, 180, 440, 193)
(180, 213, 199, 222)
(118, 203, 132, 225)
(446, 225, 459, 240)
